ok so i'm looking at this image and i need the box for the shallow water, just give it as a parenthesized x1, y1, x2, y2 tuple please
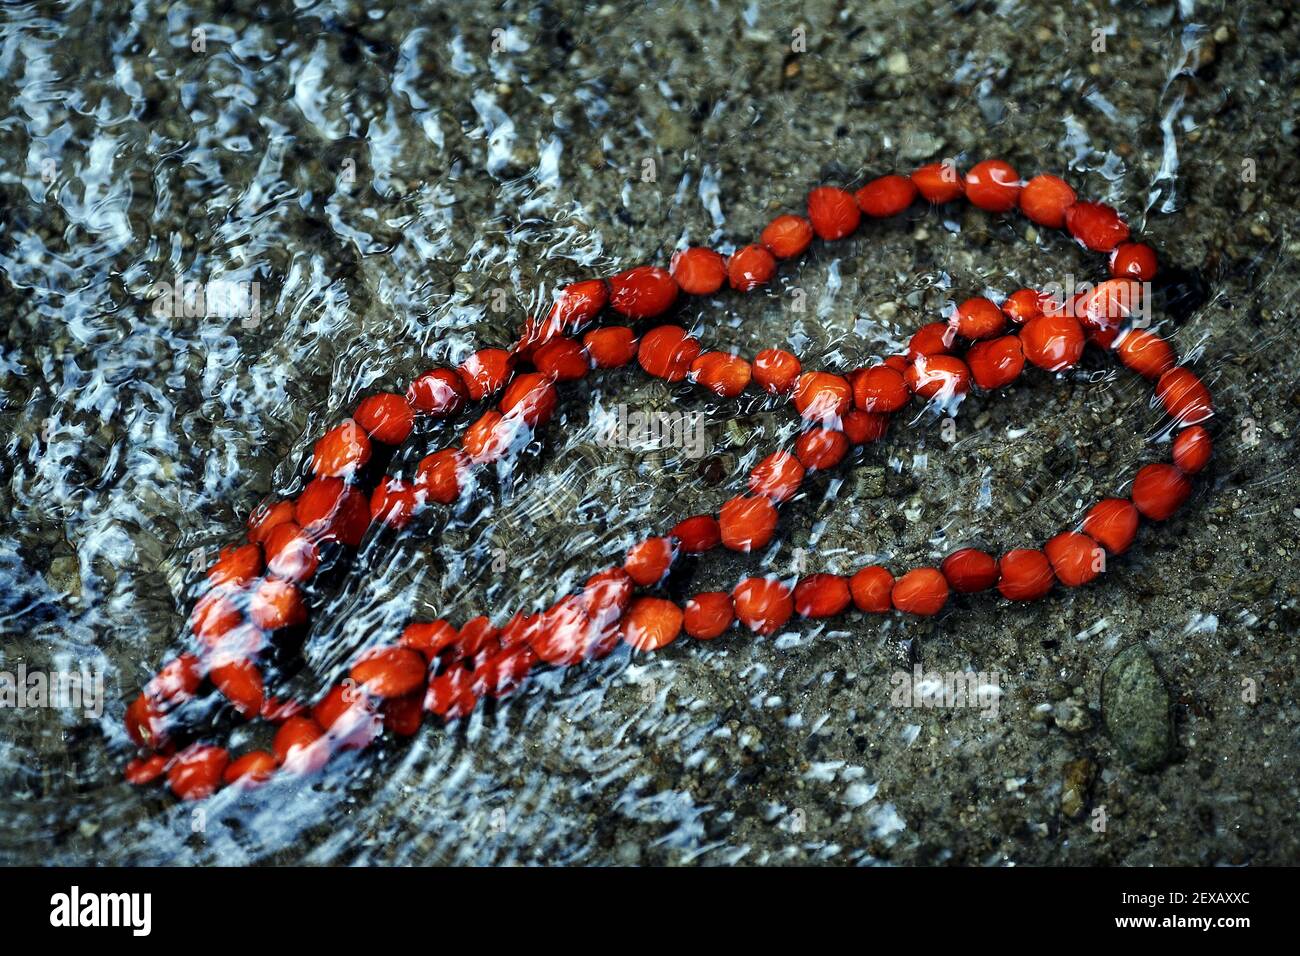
(2, 0, 1298, 865)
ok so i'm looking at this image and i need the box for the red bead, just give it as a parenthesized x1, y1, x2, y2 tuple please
(941, 548, 999, 593)
(224, 751, 278, 786)
(458, 348, 513, 400)
(249, 578, 307, 630)
(125, 693, 168, 748)
(265, 522, 319, 582)
(532, 337, 590, 381)
(353, 393, 414, 444)
(952, 296, 1007, 340)
(1155, 368, 1213, 425)
(1110, 242, 1158, 281)
(760, 214, 814, 259)
(911, 162, 964, 204)
(1044, 531, 1106, 587)
(849, 565, 894, 612)
(807, 186, 861, 240)
(1018, 174, 1076, 229)
(624, 536, 676, 586)
(400, 619, 459, 659)
(500, 371, 559, 427)
(732, 577, 794, 635)
(719, 495, 779, 552)
(1020, 314, 1085, 371)
(670, 247, 727, 295)
(683, 592, 734, 639)
(905, 354, 970, 399)
(369, 477, 420, 529)
(167, 745, 230, 800)
(210, 659, 265, 718)
(891, 568, 949, 615)
(792, 371, 852, 422)
(311, 420, 371, 479)
(407, 368, 467, 416)
(671, 515, 722, 552)
(621, 597, 683, 652)
(638, 325, 701, 382)
(125, 754, 169, 785)
(794, 573, 851, 618)
(728, 244, 778, 291)
(1114, 329, 1176, 379)
(609, 265, 679, 318)
(1172, 426, 1212, 474)
(582, 567, 633, 626)
(207, 542, 263, 589)
(415, 448, 467, 505)
(1001, 289, 1044, 324)
(545, 279, 609, 335)
(907, 322, 955, 358)
(748, 451, 805, 503)
(794, 428, 849, 471)
(1076, 278, 1143, 333)
(855, 174, 917, 217)
(247, 500, 296, 546)
(752, 348, 802, 394)
(842, 410, 889, 445)
(964, 159, 1022, 212)
(463, 410, 511, 463)
(1082, 499, 1140, 555)
(690, 351, 752, 397)
(1065, 201, 1130, 253)
(530, 596, 597, 665)
(967, 335, 1025, 390)
(1131, 463, 1191, 521)
(350, 646, 428, 698)
(273, 715, 329, 773)
(854, 365, 910, 413)
(146, 653, 203, 704)
(997, 549, 1054, 601)
(190, 590, 242, 645)
(456, 616, 500, 657)
(584, 326, 638, 368)
(293, 477, 347, 540)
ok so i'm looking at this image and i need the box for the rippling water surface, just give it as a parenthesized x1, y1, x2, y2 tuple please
(2, 0, 1296, 866)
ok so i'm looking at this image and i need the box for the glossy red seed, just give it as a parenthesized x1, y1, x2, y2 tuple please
(719, 494, 779, 552)
(672, 515, 722, 552)
(752, 348, 802, 394)
(210, 658, 264, 718)
(125, 693, 167, 748)
(264, 522, 319, 582)
(415, 448, 467, 505)
(1114, 329, 1175, 379)
(637, 325, 701, 382)
(399, 619, 459, 659)
(1155, 368, 1213, 425)
(749, 451, 805, 503)
(167, 745, 230, 800)
(529, 597, 595, 665)
(1020, 314, 1085, 371)
(609, 265, 679, 319)
(312, 420, 371, 478)
(690, 351, 752, 397)
(273, 715, 329, 773)
(807, 186, 861, 240)
(997, 549, 1055, 601)
(967, 335, 1025, 390)
(125, 754, 169, 785)
(353, 393, 415, 444)
(670, 247, 727, 295)
(247, 500, 296, 546)
(459, 348, 513, 401)
(941, 548, 999, 593)
(891, 568, 949, 615)
(1172, 426, 1212, 474)
(249, 578, 307, 630)
(1076, 278, 1143, 333)
(964, 159, 1022, 212)
(1001, 289, 1045, 324)
(905, 354, 971, 399)
(794, 573, 852, 618)
(727, 244, 778, 291)
(842, 409, 889, 446)
(760, 214, 814, 259)
(1066, 201, 1130, 252)
(794, 428, 849, 471)
(532, 337, 590, 381)
(146, 653, 203, 704)
(583, 326, 639, 368)
(296, 476, 345, 534)
(793, 371, 852, 422)
(907, 322, 956, 358)
(1131, 464, 1191, 521)
(500, 371, 559, 427)
(408, 368, 468, 416)
(351, 646, 428, 698)
(952, 297, 1006, 340)
(625, 536, 676, 586)
(1044, 532, 1106, 587)
(190, 590, 242, 645)
(621, 597, 683, 652)
(545, 279, 609, 334)
(369, 477, 420, 529)
(855, 174, 918, 217)
(683, 592, 734, 639)
(208, 542, 263, 589)
(849, 565, 894, 613)
(1018, 174, 1077, 229)
(732, 577, 794, 635)
(1082, 499, 1140, 554)
(223, 751, 277, 786)
(456, 616, 500, 657)
(463, 410, 511, 463)
(911, 162, 964, 203)
(1110, 243, 1158, 281)
(854, 365, 910, 413)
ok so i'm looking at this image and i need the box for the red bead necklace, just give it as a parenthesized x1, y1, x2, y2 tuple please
(123, 158, 1214, 800)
